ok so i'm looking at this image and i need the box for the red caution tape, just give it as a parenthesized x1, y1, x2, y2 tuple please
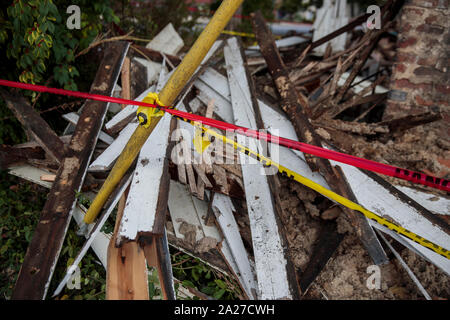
(0, 79, 448, 193)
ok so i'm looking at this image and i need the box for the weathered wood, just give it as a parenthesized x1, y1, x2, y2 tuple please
(142, 231, 176, 300)
(52, 172, 133, 297)
(131, 45, 181, 67)
(0, 144, 45, 169)
(378, 111, 443, 137)
(225, 37, 299, 299)
(252, 12, 389, 266)
(121, 56, 131, 108)
(11, 41, 129, 300)
(299, 221, 344, 294)
(0, 89, 67, 163)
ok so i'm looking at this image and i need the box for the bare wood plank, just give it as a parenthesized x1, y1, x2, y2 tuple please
(121, 56, 131, 108)
(106, 186, 149, 300)
(11, 41, 130, 300)
(0, 89, 67, 163)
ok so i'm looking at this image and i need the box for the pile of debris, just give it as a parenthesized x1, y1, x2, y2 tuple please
(1, 0, 449, 300)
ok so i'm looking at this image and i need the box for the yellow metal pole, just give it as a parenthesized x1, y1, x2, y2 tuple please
(84, 0, 244, 224)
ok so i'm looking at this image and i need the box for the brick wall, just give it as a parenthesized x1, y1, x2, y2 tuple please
(383, 0, 449, 122)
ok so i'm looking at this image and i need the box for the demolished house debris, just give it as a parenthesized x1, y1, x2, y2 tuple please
(1, 0, 449, 300)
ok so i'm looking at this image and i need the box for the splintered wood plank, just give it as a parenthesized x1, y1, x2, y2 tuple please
(107, 187, 149, 300)
(224, 37, 297, 300)
(143, 232, 176, 300)
(11, 41, 129, 300)
(117, 66, 175, 241)
(212, 193, 258, 300)
(0, 89, 67, 163)
(168, 180, 251, 298)
(337, 164, 450, 275)
(8, 164, 111, 269)
(0, 145, 45, 169)
(118, 113, 173, 240)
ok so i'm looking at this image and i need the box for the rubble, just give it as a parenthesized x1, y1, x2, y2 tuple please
(1, 0, 449, 301)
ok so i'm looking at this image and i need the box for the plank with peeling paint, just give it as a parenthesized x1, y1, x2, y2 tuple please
(212, 193, 258, 300)
(224, 37, 297, 300)
(11, 41, 130, 300)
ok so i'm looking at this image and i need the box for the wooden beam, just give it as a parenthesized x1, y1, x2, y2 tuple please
(0, 89, 67, 163)
(251, 11, 388, 266)
(11, 41, 130, 300)
(0, 144, 45, 169)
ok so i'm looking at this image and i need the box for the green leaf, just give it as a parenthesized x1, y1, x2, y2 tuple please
(213, 288, 226, 299)
(182, 280, 195, 289)
(214, 279, 226, 289)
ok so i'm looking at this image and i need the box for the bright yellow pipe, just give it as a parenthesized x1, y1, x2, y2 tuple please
(84, 0, 244, 224)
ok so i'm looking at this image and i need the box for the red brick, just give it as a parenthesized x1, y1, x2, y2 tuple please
(395, 79, 432, 91)
(398, 37, 417, 48)
(396, 52, 417, 63)
(409, 0, 439, 8)
(425, 14, 438, 24)
(416, 24, 444, 35)
(436, 84, 450, 95)
(394, 63, 407, 73)
(415, 95, 434, 106)
(417, 57, 437, 66)
(402, 6, 425, 16)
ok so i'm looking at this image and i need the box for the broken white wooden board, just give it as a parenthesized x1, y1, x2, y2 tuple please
(8, 165, 54, 189)
(247, 36, 307, 52)
(338, 72, 389, 95)
(62, 112, 114, 145)
(7, 164, 111, 268)
(212, 193, 258, 300)
(108, 83, 123, 114)
(335, 161, 450, 275)
(88, 120, 139, 172)
(396, 186, 450, 216)
(146, 23, 184, 56)
(118, 113, 172, 240)
(105, 85, 156, 132)
(133, 57, 165, 87)
(52, 173, 133, 297)
(376, 230, 432, 300)
(194, 66, 328, 187)
(224, 37, 293, 300)
(168, 180, 253, 298)
(312, 0, 349, 53)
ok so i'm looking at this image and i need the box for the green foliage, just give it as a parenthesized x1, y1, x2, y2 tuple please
(0, 0, 119, 92)
(171, 250, 241, 300)
(0, 172, 47, 299)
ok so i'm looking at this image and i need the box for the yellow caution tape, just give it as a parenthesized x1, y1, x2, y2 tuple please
(137, 92, 165, 128)
(136, 94, 450, 259)
(183, 120, 450, 260)
(221, 30, 282, 39)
